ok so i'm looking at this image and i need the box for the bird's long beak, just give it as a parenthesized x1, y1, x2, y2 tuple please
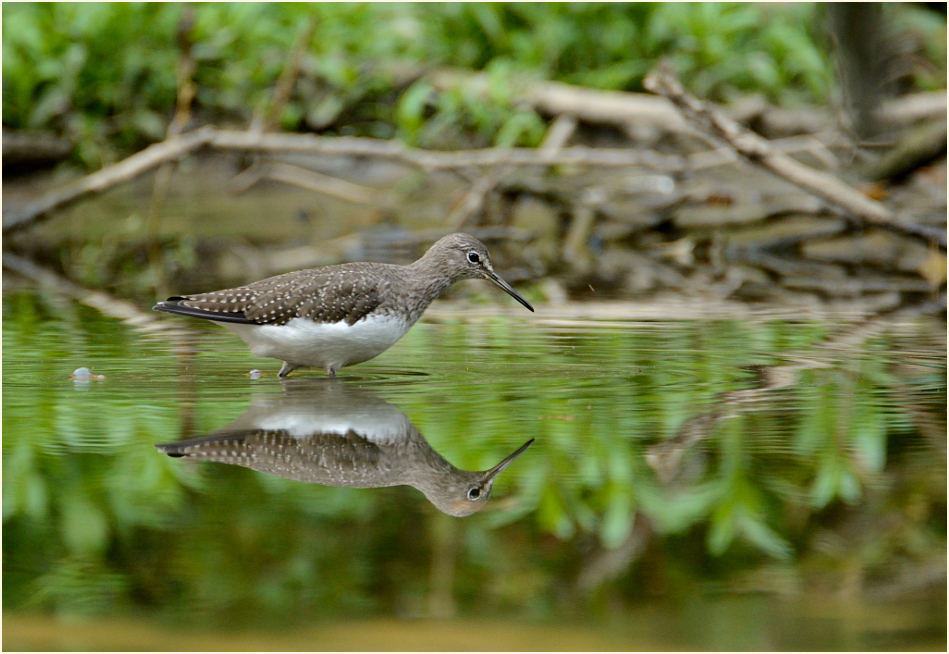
(483, 438, 535, 483)
(486, 271, 534, 312)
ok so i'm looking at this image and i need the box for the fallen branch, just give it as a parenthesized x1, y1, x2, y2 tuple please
(539, 114, 579, 153)
(209, 128, 693, 170)
(227, 161, 386, 204)
(575, 513, 651, 595)
(430, 69, 695, 135)
(440, 116, 585, 229)
(643, 62, 946, 248)
(2, 252, 189, 336)
(2, 126, 216, 233)
(262, 161, 387, 205)
(877, 90, 947, 127)
(446, 169, 504, 229)
(210, 128, 845, 173)
(862, 118, 948, 181)
(4, 124, 869, 236)
(363, 226, 532, 250)
(2, 129, 73, 167)
(532, 80, 691, 132)
(2, 128, 694, 235)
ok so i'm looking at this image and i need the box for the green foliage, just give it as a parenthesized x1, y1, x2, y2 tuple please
(5, 3, 944, 165)
(397, 62, 546, 148)
(2, 3, 181, 167)
(419, 2, 836, 104)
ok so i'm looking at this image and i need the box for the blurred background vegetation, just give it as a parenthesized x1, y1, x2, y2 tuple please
(3, 2, 946, 166)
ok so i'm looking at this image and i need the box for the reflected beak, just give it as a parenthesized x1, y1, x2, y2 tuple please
(483, 438, 535, 483)
(485, 271, 534, 312)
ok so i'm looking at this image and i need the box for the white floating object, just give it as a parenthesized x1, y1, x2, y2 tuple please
(72, 367, 93, 380)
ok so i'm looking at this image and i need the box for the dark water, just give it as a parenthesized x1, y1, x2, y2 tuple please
(3, 289, 946, 650)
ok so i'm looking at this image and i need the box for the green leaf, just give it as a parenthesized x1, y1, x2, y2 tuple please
(838, 467, 861, 505)
(599, 491, 633, 549)
(707, 502, 736, 555)
(537, 484, 574, 540)
(740, 514, 793, 559)
(395, 80, 433, 144)
(810, 457, 838, 509)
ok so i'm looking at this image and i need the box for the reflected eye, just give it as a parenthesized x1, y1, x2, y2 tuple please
(467, 252, 481, 264)
(467, 487, 481, 500)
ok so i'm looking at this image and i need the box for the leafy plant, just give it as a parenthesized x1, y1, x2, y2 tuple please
(4, 3, 943, 166)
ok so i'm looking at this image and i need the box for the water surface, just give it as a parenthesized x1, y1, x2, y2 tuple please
(3, 289, 946, 650)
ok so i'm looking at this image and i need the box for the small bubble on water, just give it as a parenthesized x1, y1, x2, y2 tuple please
(248, 369, 263, 379)
(72, 367, 93, 380)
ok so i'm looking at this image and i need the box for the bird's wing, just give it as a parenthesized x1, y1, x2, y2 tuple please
(156, 429, 389, 486)
(153, 265, 388, 326)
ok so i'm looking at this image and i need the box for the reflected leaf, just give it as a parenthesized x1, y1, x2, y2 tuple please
(645, 482, 719, 533)
(29, 556, 127, 617)
(24, 471, 50, 522)
(61, 493, 109, 555)
(707, 502, 737, 556)
(600, 489, 633, 549)
(793, 378, 834, 456)
(740, 514, 792, 560)
(810, 458, 838, 509)
(851, 388, 886, 473)
(838, 467, 860, 505)
(538, 485, 574, 539)
(811, 453, 862, 509)
(568, 493, 597, 533)
(578, 452, 603, 487)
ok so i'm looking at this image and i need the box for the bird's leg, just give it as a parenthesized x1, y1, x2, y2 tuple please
(278, 362, 296, 378)
(327, 364, 338, 378)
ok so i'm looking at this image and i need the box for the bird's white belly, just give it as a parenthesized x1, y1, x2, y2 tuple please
(215, 315, 411, 371)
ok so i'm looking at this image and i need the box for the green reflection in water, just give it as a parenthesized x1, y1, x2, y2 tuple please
(2, 290, 945, 649)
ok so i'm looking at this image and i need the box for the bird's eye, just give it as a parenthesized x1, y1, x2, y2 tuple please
(467, 487, 481, 500)
(467, 252, 481, 264)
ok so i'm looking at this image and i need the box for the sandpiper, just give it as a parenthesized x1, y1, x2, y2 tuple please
(155, 381, 534, 516)
(153, 233, 533, 377)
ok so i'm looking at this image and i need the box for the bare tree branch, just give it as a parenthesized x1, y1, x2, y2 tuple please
(3, 126, 216, 233)
(3, 123, 882, 236)
(643, 61, 945, 247)
(208, 129, 687, 170)
(261, 161, 387, 205)
(445, 169, 504, 229)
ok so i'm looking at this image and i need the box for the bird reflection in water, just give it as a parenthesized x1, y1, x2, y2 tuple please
(155, 381, 533, 516)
